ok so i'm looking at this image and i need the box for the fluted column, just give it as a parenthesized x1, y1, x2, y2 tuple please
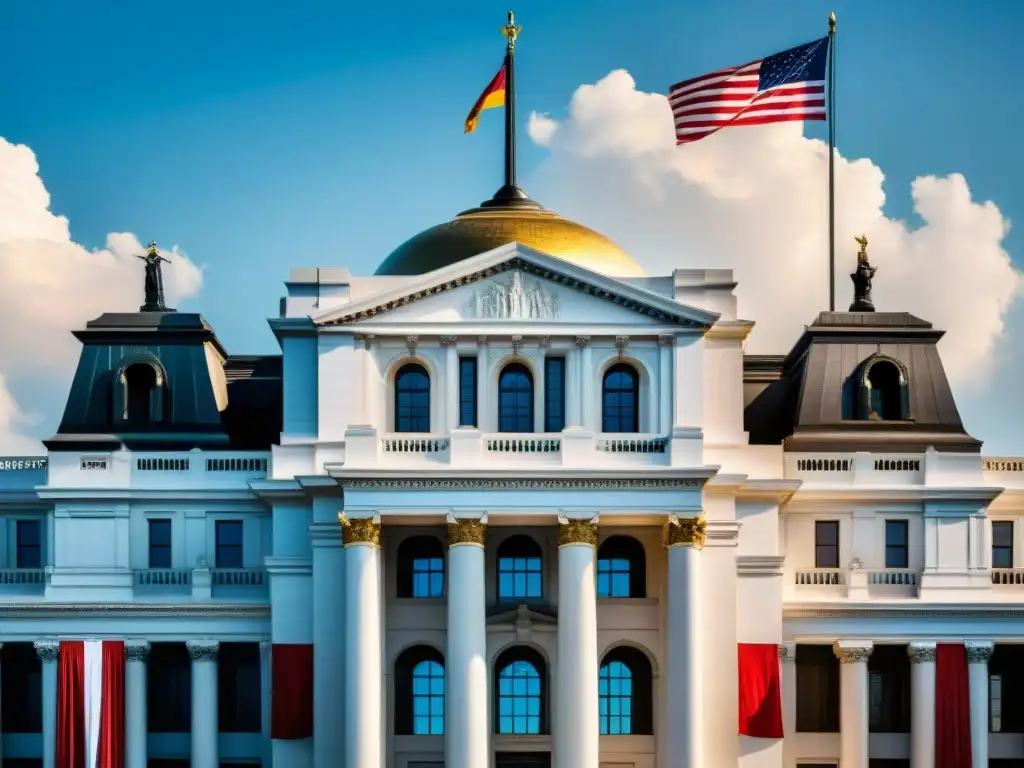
(555, 518, 599, 768)
(966, 641, 994, 768)
(446, 516, 489, 768)
(665, 515, 706, 768)
(341, 515, 383, 768)
(908, 642, 936, 768)
(35, 640, 59, 768)
(125, 641, 150, 768)
(834, 641, 872, 768)
(779, 644, 797, 768)
(576, 337, 592, 429)
(187, 639, 220, 768)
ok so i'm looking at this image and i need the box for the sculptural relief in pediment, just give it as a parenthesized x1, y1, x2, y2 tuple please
(468, 270, 559, 320)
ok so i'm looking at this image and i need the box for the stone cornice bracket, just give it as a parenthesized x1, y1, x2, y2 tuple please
(575, 335, 591, 348)
(338, 513, 382, 548)
(557, 514, 598, 548)
(658, 334, 675, 347)
(907, 642, 936, 664)
(34, 639, 60, 663)
(447, 512, 487, 548)
(965, 641, 995, 664)
(354, 333, 375, 350)
(186, 639, 220, 661)
(125, 640, 152, 662)
(833, 641, 873, 664)
(615, 336, 629, 357)
(511, 335, 523, 355)
(406, 335, 419, 356)
(478, 336, 489, 348)
(537, 335, 551, 349)
(663, 513, 706, 550)
(439, 336, 458, 347)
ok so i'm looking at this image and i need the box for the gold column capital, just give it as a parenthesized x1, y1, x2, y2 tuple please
(664, 515, 706, 550)
(558, 518, 598, 548)
(338, 514, 381, 547)
(448, 518, 487, 547)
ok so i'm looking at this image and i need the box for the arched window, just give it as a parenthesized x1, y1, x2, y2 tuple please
(394, 646, 445, 735)
(494, 646, 548, 735)
(395, 364, 431, 433)
(114, 358, 167, 426)
(396, 535, 445, 598)
(596, 536, 646, 598)
(602, 364, 640, 433)
(496, 535, 543, 602)
(498, 363, 534, 433)
(866, 360, 903, 421)
(599, 646, 654, 735)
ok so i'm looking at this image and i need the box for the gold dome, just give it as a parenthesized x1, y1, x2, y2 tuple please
(375, 203, 645, 277)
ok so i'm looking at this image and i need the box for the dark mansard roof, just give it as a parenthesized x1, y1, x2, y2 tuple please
(45, 311, 282, 452)
(743, 311, 981, 453)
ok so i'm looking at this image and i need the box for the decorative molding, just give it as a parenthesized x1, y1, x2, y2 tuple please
(511, 335, 524, 355)
(537, 336, 551, 349)
(448, 518, 486, 547)
(785, 606, 1024, 619)
(0, 604, 269, 619)
(557, 518, 598, 548)
(907, 643, 936, 664)
(341, 477, 701, 491)
(406, 335, 418, 356)
(658, 334, 675, 347)
(354, 333, 375, 350)
(439, 336, 458, 346)
(34, 639, 60, 663)
(125, 640, 152, 662)
(339, 514, 381, 547)
(736, 555, 785, 576)
(575, 335, 592, 348)
(965, 642, 995, 664)
(477, 336, 489, 347)
(664, 515, 706, 549)
(615, 336, 629, 356)
(833, 643, 873, 664)
(308, 521, 343, 545)
(186, 639, 220, 661)
(469, 269, 561, 320)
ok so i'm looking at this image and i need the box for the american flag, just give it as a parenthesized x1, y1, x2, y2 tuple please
(670, 37, 830, 144)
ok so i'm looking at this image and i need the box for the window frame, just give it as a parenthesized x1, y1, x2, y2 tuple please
(601, 363, 640, 434)
(395, 363, 431, 434)
(15, 519, 41, 569)
(992, 520, 1014, 570)
(494, 646, 548, 735)
(148, 518, 172, 569)
(496, 535, 543, 603)
(396, 535, 446, 599)
(458, 356, 478, 428)
(884, 520, 909, 569)
(394, 646, 446, 736)
(543, 356, 566, 433)
(215, 520, 244, 569)
(596, 535, 646, 598)
(814, 520, 840, 569)
(498, 363, 535, 433)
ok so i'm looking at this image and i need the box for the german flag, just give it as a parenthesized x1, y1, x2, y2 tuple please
(465, 64, 507, 133)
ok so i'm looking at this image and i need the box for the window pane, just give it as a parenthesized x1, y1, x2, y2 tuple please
(498, 365, 534, 433)
(396, 365, 431, 433)
(411, 556, 444, 598)
(150, 519, 172, 547)
(815, 522, 839, 568)
(411, 660, 444, 735)
(602, 365, 639, 433)
(992, 521, 1014, 569)
(498, 556, 542, 600)
(459, 358, 477, 427)
(544, 358, 565, 433)
(216, 521, 244, 568)
(599, 660, 633, 735)
(497, 661, 541, 734)
(885, 521, 908, 547)
(16, 521, 41, 569)
(597, 558, 632, 598)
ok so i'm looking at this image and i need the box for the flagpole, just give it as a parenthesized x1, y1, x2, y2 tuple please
(504, 14, 517, 190)
(828, 11, 836, 311)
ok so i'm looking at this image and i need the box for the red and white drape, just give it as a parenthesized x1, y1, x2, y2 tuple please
(57, 640, 125, 768)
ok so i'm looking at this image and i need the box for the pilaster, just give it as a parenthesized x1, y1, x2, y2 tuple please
(966, 641, 994, 768)
(907, 642, 936, 768)
(187, 639, 220, 768)
(834, 641, 872, 768)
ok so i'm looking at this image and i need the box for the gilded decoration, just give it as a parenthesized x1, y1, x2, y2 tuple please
(664, 516, 706, 549)
(340, 515, 381, 547)
(907, 644, 936, 664)
(558, 520, 598, 548)
(834, 644, 872, 664)
(448, 519, 487, 547)
(965, 643, 994, 664)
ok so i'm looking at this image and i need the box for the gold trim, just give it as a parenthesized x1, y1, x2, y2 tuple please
(664, 516, 706, 549)
(339, 515, 381, 547)
(558, 520, 598, 547)
(448, 519, 486, 547)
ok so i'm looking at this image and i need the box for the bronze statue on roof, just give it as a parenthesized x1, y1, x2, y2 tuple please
(137, 241, 172, 312)
(849, 234, 876, 312)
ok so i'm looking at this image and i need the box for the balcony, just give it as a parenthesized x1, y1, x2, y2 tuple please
(786, 452, 925, 485)
(0, 568, 46, 595)
(46, 451, 271, 490)
(788, 566, 920, 600)
(134, 567, 266, 601)
(992, 569, 1024, 587)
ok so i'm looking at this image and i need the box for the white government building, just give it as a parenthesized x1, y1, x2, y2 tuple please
(1, 182, 1023, 768)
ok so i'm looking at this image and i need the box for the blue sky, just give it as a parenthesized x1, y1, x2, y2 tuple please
(1, 1, 1020, 356)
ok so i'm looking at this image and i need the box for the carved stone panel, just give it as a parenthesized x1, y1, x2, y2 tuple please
(468, 270, 560, 320)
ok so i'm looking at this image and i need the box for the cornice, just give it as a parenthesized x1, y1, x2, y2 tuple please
(788, 486, 1003, 504)
(785, 604, 1024, 619)
(36, 488, 262, 503)
(334, 471, 707, 491)
(0, 603, 269, 619)
(737, 555, 785, 576)
(705, 320, 755, 342)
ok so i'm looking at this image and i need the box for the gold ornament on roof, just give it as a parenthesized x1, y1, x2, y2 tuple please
(501, 11, 522, 50)
(855, 234, 868, 263)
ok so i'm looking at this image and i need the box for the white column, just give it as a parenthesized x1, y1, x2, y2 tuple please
(555, 518, 599, 768)
(444, 337, 459, 430)
(665, 515, 704, 768)
(342, 516, 383, 768)
(259, 641, 272, 767)
(187, 639, 220, 768)
(577, 337, 592, 430)
(446, 517, 489, 768)
(125, 640, 150, 768)
(658, 335, 672, 435)
(477, 338, 489, 431)
(312, 522, 345, 768)
(779, 644, 797, 768)
(908, 642, 936, 768)
(834, 641, 872, 768)
(966, 641, 994, 768)
(35, 640, 59, 768)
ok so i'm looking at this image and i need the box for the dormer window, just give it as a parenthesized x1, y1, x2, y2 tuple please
(844, 354, 910, 421)
(113, 356, 167, 425)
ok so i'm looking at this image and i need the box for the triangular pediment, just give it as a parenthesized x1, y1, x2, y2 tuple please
(312, 243, 719, 329)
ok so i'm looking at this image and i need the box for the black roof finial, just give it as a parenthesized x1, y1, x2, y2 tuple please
(849, 234, 877, 312)
(136, 241, 173, 312)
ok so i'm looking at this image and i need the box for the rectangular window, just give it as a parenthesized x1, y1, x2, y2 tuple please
(867, 645, 911, 733)
(215, 520, 244, 568)
(459, 357, 477, 427)
(149, 519, 172, 569)
(885, 520, 909, 569)
(544, 357, 565, 433)
(218, 643, 262, 733)
(993, 521, 1014, 569)
(16, 520, 41, 569)
(814, 521, 839, 569)
(795, 644, 840, 732)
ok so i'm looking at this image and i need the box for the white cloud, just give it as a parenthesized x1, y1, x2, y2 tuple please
(0, 137, 203, 452)
(527, 70, 1022, 448)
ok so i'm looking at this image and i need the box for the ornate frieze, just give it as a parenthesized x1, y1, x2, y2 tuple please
(439, 336, 458, 346)
(341, 478, 701, 491)
(448, 518, 486, 547)
(537, 335, 551, 349)
(834, 643, 873, 664)
(125, 641, 152, 662)
(34, 639, 59, 663)
(468, 270, 560, 320)
(907, 644, 936, 664)
(186, 639, 220, 661)
(575, 335, 592, 348)
(664, 515, 706, 549)
(965, 643, 995, 664)
(339, 515, 381, 547)
(558, 519, 598, 548)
